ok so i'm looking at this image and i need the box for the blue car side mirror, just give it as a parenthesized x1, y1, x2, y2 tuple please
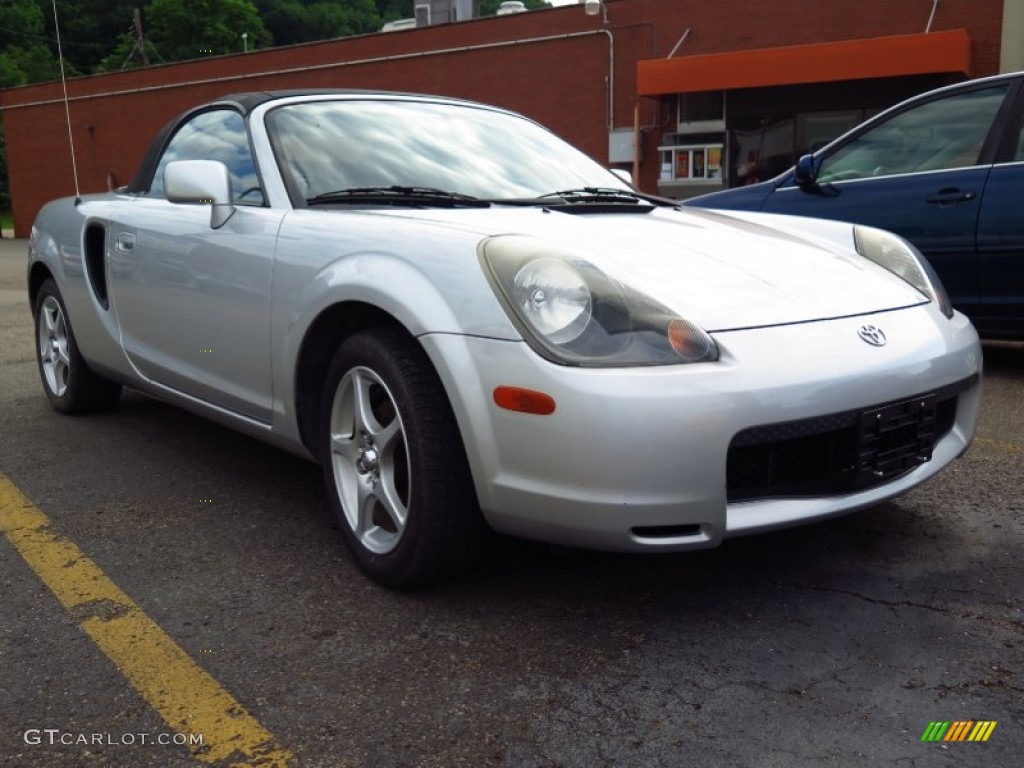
(794, 154, 818, 188)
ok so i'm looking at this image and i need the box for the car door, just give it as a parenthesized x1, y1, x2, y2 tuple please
(107, 108, 283, 422)
(762, 81, 1015, 318)
(975, 85, 1024, 336)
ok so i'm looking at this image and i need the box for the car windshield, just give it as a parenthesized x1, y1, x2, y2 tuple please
(266, 99, 630, 204)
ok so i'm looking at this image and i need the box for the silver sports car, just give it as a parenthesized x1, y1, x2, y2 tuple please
(29, 91, 982, 587)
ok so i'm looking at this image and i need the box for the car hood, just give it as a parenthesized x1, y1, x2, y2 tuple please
(369, 205, 927, 332)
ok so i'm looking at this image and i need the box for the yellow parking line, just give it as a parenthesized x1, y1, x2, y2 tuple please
(0, 472, 293, 767)
(974, 437, 1022, 453)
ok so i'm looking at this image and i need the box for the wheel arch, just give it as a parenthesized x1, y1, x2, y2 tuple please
(291, 298, 504, 518)
(285, 242, 515, 461)
(28, 261, 55, 310)
(295, 300, 423, 458)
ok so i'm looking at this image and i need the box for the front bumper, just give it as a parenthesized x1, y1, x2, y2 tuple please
(421, 304, 982, 552)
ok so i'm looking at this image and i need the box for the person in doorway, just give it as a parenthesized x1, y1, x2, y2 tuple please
(738, 150, 760, 185)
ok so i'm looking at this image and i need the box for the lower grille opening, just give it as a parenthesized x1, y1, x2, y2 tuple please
(726, 376, 975, 503)
(632, 524, 703, 539)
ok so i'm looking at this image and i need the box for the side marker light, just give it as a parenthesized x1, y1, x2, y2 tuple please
(493, 386, 556, 415)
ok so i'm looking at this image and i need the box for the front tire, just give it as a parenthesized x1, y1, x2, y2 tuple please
(319, 327, 489, 588)
(34, 279, 122, 414)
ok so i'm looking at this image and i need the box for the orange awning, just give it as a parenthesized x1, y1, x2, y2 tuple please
(637, 30, 971, 96)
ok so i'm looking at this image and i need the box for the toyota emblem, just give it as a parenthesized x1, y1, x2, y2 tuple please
(858, 325, 887, 347)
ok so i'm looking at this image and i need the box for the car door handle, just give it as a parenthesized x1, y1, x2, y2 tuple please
(925, 188, 976, 205)
(116, 232, 136, 252)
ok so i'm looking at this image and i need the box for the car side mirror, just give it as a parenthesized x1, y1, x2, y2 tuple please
(794, 154, 818, 189)
(164, 160, 236, 229)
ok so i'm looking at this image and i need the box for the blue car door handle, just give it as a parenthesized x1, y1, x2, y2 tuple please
(925, 188, 976, 205)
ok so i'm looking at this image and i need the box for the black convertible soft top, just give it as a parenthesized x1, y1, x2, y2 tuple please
(125, 90, 349, 194)
(125, 89, 475, 195)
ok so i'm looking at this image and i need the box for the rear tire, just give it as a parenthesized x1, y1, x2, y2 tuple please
(34, 279, 122, 414)
(319, 327, 489, 588)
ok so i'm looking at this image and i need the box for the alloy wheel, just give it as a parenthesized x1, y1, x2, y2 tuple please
(328, 366, 411, 554)
(38, 295, 71, 397)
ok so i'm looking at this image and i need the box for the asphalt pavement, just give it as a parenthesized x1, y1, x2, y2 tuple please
(1, 238, 1021, 767)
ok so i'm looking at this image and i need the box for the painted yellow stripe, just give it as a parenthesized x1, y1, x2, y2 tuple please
(0, 473, 293, 767)
(975, 437, 1022, 453)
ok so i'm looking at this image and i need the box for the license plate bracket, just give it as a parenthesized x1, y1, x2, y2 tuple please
(856, 395, 938, 486)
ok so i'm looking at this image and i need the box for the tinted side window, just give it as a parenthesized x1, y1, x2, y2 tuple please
(149, 110, 263, 204)
(817, 85, 1009, 183)
(1017, 123, 1024, 161)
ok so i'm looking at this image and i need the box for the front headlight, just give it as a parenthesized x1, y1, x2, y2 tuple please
(512, 257, 593, 344)
(853, 225, 953, 318)
(480, 235, 718, 366)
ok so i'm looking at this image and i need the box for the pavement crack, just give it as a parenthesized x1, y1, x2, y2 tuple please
(774, 582, 1024, 635)
(774, 582, 952, 614)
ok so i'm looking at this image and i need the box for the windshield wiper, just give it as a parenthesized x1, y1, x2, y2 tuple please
(536, 187, 676, 207)
(307, 186, 490, 208)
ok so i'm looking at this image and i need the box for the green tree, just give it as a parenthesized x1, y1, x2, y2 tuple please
(36, 1, 139, 75)
(93, 29, 154, 72)
(255, 0, 306, 44)
(256, 0, 379, 46)
(0, 41, 62, 85)
(302, 1, 379, 39)
(0, 0, 59, 87)
(93, 1, 274, 72)
(146, 0, 271, 60)
(374, 0, 412, 23)
(1, 0, 45, 49)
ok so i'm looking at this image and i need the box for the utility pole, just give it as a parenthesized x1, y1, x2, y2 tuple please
(132, 8, 149, 66)
(121, 7, 160, 69)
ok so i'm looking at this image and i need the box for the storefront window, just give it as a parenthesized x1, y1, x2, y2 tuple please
(660, 145, 723, 181)
(678, 92, 725, 125)
(798, 110, 864, 154)
(729, 117, 795, 187)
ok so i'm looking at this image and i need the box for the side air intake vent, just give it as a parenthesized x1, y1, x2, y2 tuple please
(84, 224, 109, 310)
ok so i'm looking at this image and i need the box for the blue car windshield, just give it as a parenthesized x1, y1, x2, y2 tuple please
(266, 98, 629, 204)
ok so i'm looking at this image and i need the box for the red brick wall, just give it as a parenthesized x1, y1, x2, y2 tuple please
(0, 0, 1004, 236)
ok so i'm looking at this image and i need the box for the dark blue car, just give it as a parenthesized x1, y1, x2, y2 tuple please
(686, 72, 1024, 340)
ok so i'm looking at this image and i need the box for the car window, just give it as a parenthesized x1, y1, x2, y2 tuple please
(1017, 123, 1024, 161)
(149, 109, 264, 205)
(816, 84, 1009, 183)
(267, 100, 629, 202)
